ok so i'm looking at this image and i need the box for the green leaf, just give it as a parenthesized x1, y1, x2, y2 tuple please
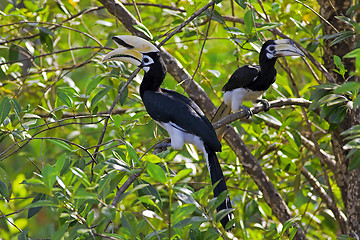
(101, 233, 126, 240)
(10, 98, 21, 119)
(39, 27, 53, 52)
(256, 22, 282, 32)
(28, 193, 46, 218)
(281, 216, 301, 235)
(98, 170, 117, 196)
(344, 48, 360, 58)
(206, 9, 225, 24)
(234, 0, 247, 9)
(147, 163, 167, 184)
(87, 210, 95, 226)
(18, 229, 29, 240)
(0, 97, 11, 124)
(86, 76, 103, 96)
(118, 81, 128, 106)
(90, 86, 112, 108)
(330, 31, 355, 47)
(134, 179, 162, 210)
(224, 27, 244, 35)
(335, 16, 358, 28)
(172, 168, 192, 184)
(55, 153, 66, 174)
(354, 95, 360, 109)
(333, 55, 346, 77)
(27, 200, 58, 208)
(0, 180, 9, 201)
(343, 139, 360, 150)
(328, 105, 347, 124)
(105, 158, 130, 172)
(142, 154, 162, 164)
(50, 223, 68, 240)
(255, 113, 282, 127)
(133, 24, 153, 39)
(71, 167, 90, 187)
(73, 188, 97, 199)
(113, 115, 122, 129)
(126, 141, 139, 164)
(215, 208, 234, 223)
(348, 151, 360, 171)
(9, 44, 19, 62)
(172, 204, 196, 224)
(334, 81, 360, 94)
(341, 125, 360, 136)
(137, 196, 160, 211)
(289, 226, 298, 240)
(38, 26, 55, 37)
(47, 139, 72, 151)
(120, 212, 137, 236)
(244, 10, 254, 34)
(57, 89, 73, 108)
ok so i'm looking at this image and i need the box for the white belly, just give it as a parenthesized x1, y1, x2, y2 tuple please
(158, 121, 205, 153)
(223, 88, 265, 112)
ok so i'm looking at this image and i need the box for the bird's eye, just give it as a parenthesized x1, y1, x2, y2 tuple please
(269, 46, 275, 51)
(143, 55, 154, 65)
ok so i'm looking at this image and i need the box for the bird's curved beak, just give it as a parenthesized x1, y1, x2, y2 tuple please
(102, 35, 159, 66)
(102, 47, 143, 66)
(274, 39, 305, 57)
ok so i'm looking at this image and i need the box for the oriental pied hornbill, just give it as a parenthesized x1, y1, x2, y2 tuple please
(102, 35, 233, 229)
(212, 39, 304, 139)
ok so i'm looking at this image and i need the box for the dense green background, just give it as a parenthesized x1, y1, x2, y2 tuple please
(0, 0, 359, 239)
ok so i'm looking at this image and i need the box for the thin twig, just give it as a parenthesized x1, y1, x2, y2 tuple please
(158, 0, 217, 48)
(0, 209, 22, 233)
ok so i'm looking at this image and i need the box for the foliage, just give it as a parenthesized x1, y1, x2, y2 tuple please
(0, 0, 359, 239)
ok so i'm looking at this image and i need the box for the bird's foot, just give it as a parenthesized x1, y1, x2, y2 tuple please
(239, 106, 253, 119)
(256, 99, 270, 112)
(153, 141, 171, 154)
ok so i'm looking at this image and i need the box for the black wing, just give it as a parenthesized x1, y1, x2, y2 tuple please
(142, 89, 221, 152)
(222, 65, 260, 91)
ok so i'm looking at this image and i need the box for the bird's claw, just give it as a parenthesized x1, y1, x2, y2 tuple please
(239, 106, 253, 119)
(256, 99, 270, 112)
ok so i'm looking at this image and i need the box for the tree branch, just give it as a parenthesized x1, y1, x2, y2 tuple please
(212, 98, 311, 129)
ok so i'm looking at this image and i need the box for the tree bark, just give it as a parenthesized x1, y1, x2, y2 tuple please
(317, 0, 359, 236)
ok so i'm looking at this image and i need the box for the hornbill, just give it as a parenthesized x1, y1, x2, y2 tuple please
(212, 39, 304, 139)
(102, 35, 233, 229)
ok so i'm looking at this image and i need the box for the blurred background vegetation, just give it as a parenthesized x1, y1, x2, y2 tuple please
(0, 0, 359, 239)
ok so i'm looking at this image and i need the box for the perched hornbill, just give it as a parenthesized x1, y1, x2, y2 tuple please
(212, 39, 304, 139)
(102, 35, 233, 229)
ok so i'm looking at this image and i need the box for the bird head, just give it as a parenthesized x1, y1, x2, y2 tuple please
(262, 39, 305, 60)
(102, 35, 159, 72)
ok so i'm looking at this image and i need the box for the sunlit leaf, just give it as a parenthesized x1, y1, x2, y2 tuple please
(47, 139, 72, 151)
(133, 24, 153, 39)
(0, 97, 11, 124)
(147, 163, 166, 184)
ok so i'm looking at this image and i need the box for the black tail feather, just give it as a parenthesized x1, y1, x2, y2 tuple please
(204, 144, 233, 229)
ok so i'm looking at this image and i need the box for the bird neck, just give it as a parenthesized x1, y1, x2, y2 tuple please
(140, 53, 167, 97)
(258, 57, 277, 87)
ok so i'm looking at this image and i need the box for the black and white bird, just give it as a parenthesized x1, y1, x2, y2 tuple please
(212, 39, 304, 139)
(102, 35, 233, 229)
